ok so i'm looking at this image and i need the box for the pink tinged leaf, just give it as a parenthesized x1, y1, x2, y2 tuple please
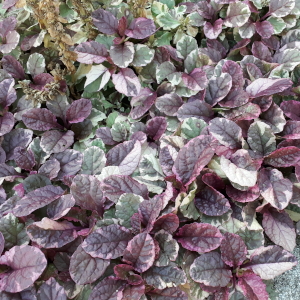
(30, 73, 54, 91)
(66, 98, 92, 124)
(96, 127, 116, 145)
(159, 145, 177, 176)
(1, 55, 25, 79)
(91, 9, 118, 35)
(41, 130, 74, 154)
(177, 101, 213, 122)
(106, 140, 141, 175)
(39, 158, 60, 180)
(0, 245, 47, 293)
(14, 147, 35, 171)
(0, 16, 17, 37)
(89, 276, 127, 300)
(22, 108, 60, 131)
(102, 175, 148, 203)
(37, 277, 66, 300)
(70, 174, 104, 212)
(262, 208, 296, 252)
(282, 121, 300, 139)
(251, 41, 272, 62)
(246, 63, 263, 80)
(172, 135, 215, 186)
(257, 168, 292, 210)
(47, 194, 75, 220)
(146, 117, 167, 140)
(114, 264, 143, 285)
(148, 287, 188, 300)
(152, 213, 179, 234)
(246, 78, 293, 98)
(182, 68, 208, 91)
(237, 273, 268, 300)
(220, 232, 247, 267)
(122, 284, 145, 300)
(0, 30, 20, 53)
(112, 68, 141, 97)
(70, 244, 110, 285)
(255, 21, 274, 39)
(243, 245, 297, 280)
(205, 73, 232, 106)
(123, 232, 155, 272)
(75, 41, 108, 64)
(209, 117, 242, 149)
(130, 88, 156, 119)
(221, 60, 244, 89)
(0, 232, 4, 255)
(202, 172, 225, 191)
(264, 146, 300, 167)
(110, 42, 134, 68)
(0, 78, 17, 108)
(190, 252, 232, 287)
(0, 111, 14, 136)
(12, 185, 64, 217)
(203, 19, 223, 39)
(125, 17, 156, 39)
(281, 100, 300, 121)
(155, 93, 183, 116)
(82, 224, 132, 259)
(176, 223, 223, 252)
(195, 186, 230, 216)
(226, 185, 260, 203)
(219, 89, 249, 108)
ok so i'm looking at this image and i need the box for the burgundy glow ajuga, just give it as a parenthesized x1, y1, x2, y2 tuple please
(0, 0, 300, 299)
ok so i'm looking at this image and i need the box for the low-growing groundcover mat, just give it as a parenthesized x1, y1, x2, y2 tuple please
(1, 0, 300, 299)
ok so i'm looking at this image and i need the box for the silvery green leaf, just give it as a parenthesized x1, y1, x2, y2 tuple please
(84, 64, 111, 91)
(267, 17, 286, 34)
(110, 42, 134, 68)
(224, 2, 251, 27)
(181, 118, 207, 140)
(26, 53, 45, 77)
(176, 35, 198, 59)
(81, 146, 106, 175)
(132, 44, 155, 67)
(156, 12, 181, 30)
(139, 154, 164, 181)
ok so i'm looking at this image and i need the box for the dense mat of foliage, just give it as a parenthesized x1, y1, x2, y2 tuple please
(1, 0, 300, 299)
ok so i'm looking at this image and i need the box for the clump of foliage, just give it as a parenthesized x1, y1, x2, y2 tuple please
(0, 0, 300, 299)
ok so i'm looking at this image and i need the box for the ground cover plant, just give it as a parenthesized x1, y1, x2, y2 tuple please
(0, 0, 300, 299)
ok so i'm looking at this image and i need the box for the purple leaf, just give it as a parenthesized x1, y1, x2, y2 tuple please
(39, 158, 60, 180)
(264, 146, 300, 167)
(22, 108, 60, 131)
(46, 94, 70, 121)
(0, 111, 14, 136)
(280, 100, 300, 121)
(226, 185, 260, 203)
(246, 78, 293, 98)
(205, 73, 232, 106)
(195, 186, 231, 216)
(41, 130, 74, 154)
(102, 175, 148, 202)
(262, 208, 296, 251)
(114, 264, 143, 285)
(1, 55, 25, 79)
(12, 185, 64, 217)
(75, 41, 108, 64)
(221, 60, 244, 89)
(182, 68, 208, 92)
(152, 213, 179, 234)
(146, 117, 167, 140)
(112, 68, 141, 97)
(130, 88, 156, 119)
(70, 174, 104, 212)
(255, 21, 274, 39)
(0, 163, 20, 183)
(203, 19, 223, 39)
(2, 0, 17, 9)
(30, 73, 54, 91)
(66, 98, 92, 124)
(37, 277, 66, 300)
(89, 277, 127, 300)
(123, 232, 155, 272)
(155, 93, 183, 116)
(82, 224, 132, 259)
(0, 232, 4, 255)
(0, 245, 47, 293)
(148, 287, 188, 300)
(177, 100, 213, 122)
(96, 127, 116, 145)
(106, 140, 141, 175)
(257, 168, 292, 210)
(237, 273, 269, 300)
(122, 284, 145, 300)
(268, 0, 295, 17)
(27, 218, 78, 248)
(92, 9, 118, 35)
(0, 30, 20, 53)
(282, 121, 300, 139)
(14, 147, 35, 171)
(243, 245, 297, 280)
(176, 223, 223, 252)
(159, 146, 177, 176)
(125, 18, 156, 39)
(190, 252, 231, 287)
(218, 88, 249, 108)
(47, 194, 75, 220)
(70, 244, 110, 285)
(252, 41, 272, 62)
(260, 102, 286, 133)
(0, 16, 17, 37)
(209, 118, 242, 149)
(0, 78, 17, 108)
(173, 135, 215, 186)
(110, 42, 134, 68)
(220, 232, 247, 267)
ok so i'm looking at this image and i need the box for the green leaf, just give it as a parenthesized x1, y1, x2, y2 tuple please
(267, 17, 286, 34)
(176, 35, 198, 59)
(160, 0, 175, 9)
(181, 118, 208, 140)
(81, 146, 106, 175)
(111, 121, 130, 142)
(152, 1, 169, 16)
(224, 2, 251, 27)
(156, 12, 181, 30)
(84, 65, 111, 91)
(95, 34, 115, 49)
(139, 154, 164, 181)
(132, 44, 155, 67)
(179, 182, 200, 220)
(26, 53, 45, 77)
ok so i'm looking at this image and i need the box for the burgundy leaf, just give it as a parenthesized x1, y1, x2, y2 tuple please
(0, 78, 17, 108)
(30, 73, 54, 91)
(146, 117, 167, 140)
(282, 121, 300, 139)
(226, 185, 260, 203)
(264, 146, 300, 167)
(130, 88, 156, 119)
(125, 18, 156, 39)
(14, 147, 35, 171)
(47, 194, 75, 220)
(75, 41, 108, 64)
(92, 9, 118, 35)
(176, 223, 223, 252)
(39, 158, 60, 180)
(251, 41, 272, 62)
(177, 100, 213, 122)
(255, 21, 274, 39)
(122, 284, 145, 300)
(66, 98, 92, 124)
(114, 264, 143, 285)
(152, 213, 179, 234)
(96, 127, 116, 145)
(281, 100, 300, 121)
